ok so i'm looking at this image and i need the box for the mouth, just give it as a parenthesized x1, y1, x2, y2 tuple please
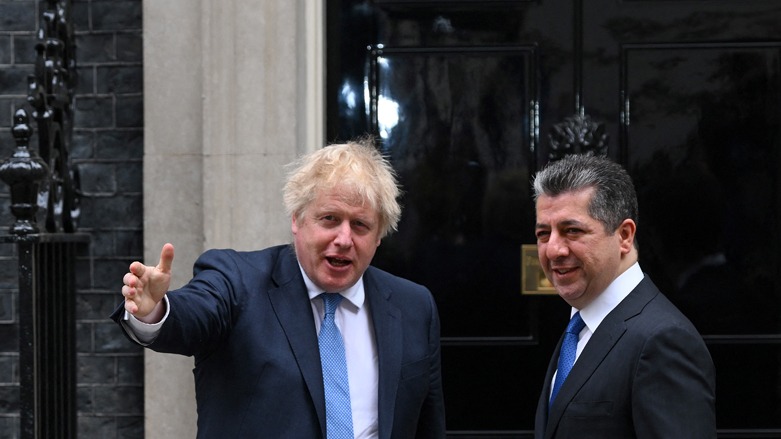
(551, 266, 578, 277)
(326, 256, 352, 267)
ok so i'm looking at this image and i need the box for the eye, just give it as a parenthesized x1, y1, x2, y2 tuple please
(535, 230, 550, 242)
(351, 220, 372, 234)
(319, 215, 339, 225)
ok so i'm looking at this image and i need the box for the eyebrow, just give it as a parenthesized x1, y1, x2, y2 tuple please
(535, 219, 588, 229)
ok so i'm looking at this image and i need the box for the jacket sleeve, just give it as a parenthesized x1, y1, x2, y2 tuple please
(414, 291, 446, 438)
(110, 249, 243, 358)
(632, 322, 716, 439)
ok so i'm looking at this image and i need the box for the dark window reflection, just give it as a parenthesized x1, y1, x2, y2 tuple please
(369, 50, 536, 338)
(628, 48, 781, 336)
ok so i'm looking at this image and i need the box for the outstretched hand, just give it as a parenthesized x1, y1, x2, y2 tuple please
(122, 243, 174, 321)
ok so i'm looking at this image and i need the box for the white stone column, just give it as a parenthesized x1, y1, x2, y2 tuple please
(142, 0, 324, 436)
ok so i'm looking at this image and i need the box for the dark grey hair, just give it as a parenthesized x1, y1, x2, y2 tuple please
(532, 153, 639, 233)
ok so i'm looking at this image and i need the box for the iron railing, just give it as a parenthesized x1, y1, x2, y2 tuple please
(0, 1, 87, 438)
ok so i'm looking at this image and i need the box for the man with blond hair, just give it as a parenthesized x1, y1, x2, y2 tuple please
(112, 139, 446, 438)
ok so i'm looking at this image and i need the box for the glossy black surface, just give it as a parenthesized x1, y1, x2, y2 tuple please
(369, 47, 536, 338)
(328, 0, 781, 434)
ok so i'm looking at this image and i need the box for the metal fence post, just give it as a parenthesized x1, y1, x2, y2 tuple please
(0, 1, 86, 436)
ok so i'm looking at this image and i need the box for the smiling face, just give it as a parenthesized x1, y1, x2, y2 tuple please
(292, 187, 382, 293)
(535, 187, 636, 309)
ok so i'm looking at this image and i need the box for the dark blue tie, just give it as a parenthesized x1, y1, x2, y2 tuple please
(318, 293, 354, 439)
(550, 312, 586, 408)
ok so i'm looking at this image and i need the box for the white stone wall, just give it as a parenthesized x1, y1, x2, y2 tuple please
(142, 1, 324, 436)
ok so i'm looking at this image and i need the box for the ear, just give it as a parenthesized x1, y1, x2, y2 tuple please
(291, 215, 299, 235)
(617, 219, 636, 255)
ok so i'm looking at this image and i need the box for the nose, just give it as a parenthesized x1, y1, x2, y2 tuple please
(333, 221, 353, 248)
(545, 231, 569, 259)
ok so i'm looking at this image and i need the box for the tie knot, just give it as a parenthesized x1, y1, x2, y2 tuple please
(321, 293, 343, 315)
(567, 312, 586, 335)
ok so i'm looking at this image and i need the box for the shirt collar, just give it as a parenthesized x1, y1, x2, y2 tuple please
(576, 262, 644, 333)
(299, 264, 366, 309)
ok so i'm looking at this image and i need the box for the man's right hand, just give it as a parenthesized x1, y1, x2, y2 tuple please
(122, 243, 174, 323)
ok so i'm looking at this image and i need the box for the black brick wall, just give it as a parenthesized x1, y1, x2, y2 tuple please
(0, 0, 144, 437)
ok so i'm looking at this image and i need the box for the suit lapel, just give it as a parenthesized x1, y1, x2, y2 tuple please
(545, 277, 658, 436)
(364, 268, 402, 439)
(267, 247, 327, 437)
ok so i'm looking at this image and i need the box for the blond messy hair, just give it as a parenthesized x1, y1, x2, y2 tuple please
(283, 138, 402, 238)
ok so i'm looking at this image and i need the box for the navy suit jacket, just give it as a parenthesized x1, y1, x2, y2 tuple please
(112, 245, 446, 438)
(534, 276, 716, 439)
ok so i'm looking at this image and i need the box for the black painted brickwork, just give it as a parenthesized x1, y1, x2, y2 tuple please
(0, 0, 144, 437)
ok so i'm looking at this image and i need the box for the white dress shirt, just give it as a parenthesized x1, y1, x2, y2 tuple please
(550, 262, 644, 394)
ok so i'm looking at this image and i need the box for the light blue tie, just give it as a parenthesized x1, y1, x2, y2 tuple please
(319, 293, 354, 439)
(549, 311, 586, 408)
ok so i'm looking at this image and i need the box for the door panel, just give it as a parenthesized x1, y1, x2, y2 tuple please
(584, 1, 781, 430)
(368, 47, 536, 338)
(622, 43, 781, 336)
(328, 0, 781, 436)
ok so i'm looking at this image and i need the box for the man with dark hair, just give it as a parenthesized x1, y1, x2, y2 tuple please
(532, 153, 716, 438)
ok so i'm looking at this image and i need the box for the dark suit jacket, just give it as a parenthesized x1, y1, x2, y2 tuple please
(111, 245, 446, 438)
(534, 276, 716, 439)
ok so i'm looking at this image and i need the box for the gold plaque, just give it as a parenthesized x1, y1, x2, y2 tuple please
(521, 244, 556, 295)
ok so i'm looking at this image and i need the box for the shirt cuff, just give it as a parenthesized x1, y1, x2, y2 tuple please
(121, 295, 170, 345)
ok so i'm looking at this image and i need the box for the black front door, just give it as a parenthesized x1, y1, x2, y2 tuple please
(327, 1, 781, 436)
